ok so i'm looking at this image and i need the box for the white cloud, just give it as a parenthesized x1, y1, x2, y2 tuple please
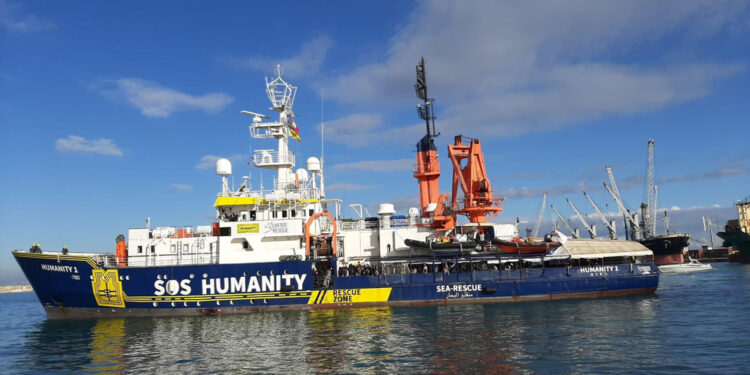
(97, 78, 234, 118)
(0, 1, 56, 33)
(322, 0, 748, 142)
(331, 158, 413, 172)
(55, 135, 123, 156)
(322, 113, 423, 147)
(170, 184, 193, 191)
(326, 183, 376, 191)
(195, 154, 247, 170)
(224, 35, 334, 78)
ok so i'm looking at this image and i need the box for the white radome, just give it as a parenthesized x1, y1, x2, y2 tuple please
(306, 157, 321, 172)
(377, 203, 396, 216)
(295, 168, 309, 182)
(216, 158, 232, 176)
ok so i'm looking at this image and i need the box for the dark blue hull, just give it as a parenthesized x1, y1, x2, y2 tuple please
(14, 251, 659, 319)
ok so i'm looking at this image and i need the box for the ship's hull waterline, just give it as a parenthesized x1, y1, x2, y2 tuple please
(15, 251, 658, 319)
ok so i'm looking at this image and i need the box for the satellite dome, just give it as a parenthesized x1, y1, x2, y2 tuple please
(295, 168, 309, 182)
(216, 158, 232, 176)
(306, 157, 321, 172)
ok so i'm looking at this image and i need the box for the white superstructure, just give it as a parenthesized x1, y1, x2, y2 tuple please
(126, 66, 439, 268)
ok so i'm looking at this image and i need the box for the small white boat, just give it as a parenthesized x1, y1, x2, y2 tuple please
(658, 258, 713, 273)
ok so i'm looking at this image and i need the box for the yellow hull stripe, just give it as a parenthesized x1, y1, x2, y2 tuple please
(124, 291, 314, 303)
(13, 251, 100, 269)
(308, 288, 392, 305)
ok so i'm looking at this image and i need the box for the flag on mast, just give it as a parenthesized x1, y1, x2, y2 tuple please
(289, 115, 301, 141)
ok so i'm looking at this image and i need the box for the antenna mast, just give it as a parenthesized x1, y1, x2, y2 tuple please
(415, 57, 437, 138)
(320, 89, 325, 198)
(413, 57, 444, 223)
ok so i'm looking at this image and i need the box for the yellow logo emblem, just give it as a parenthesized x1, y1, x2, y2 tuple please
(91, 269, 125, 308)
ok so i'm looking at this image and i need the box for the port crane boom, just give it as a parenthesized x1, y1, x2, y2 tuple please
(645, 139, 657, 237)
(532, 192, 547, 238)
(550, 204, 578, 238)
(583, 191, 617, 239)
(567, 198, 597, 239)
(603, 182, 641, 231)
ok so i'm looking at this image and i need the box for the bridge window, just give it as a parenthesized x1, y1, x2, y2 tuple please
(272, 211, 278, 219)
(282, 210, 288, 218)
(309, 209, 314, 216)
(137, 245, 143, 254)
(291, 210, 296, 217)
(151, 245, 155, 253)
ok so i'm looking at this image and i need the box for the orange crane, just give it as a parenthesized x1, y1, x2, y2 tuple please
(412, 58, 502, 230)
(448, 135, 503, 223)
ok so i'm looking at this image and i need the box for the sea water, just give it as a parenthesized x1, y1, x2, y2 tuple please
(1, 263, 748, 374)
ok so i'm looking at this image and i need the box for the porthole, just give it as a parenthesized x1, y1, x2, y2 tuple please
(197, 301, 201, 307)
(256, 270, 261, 276)
(243, 271, 248, 277)
(250, 299, 255, 305)
(189, 274, 194, 279)
(283, 269, 289, 275)
(216, 301, 220, 306)
(152, 302, 158, 307)
(125, 275, 130, 281)
(270, 270, 275, 275)
(203, 273, 208, 279)
(157, 275, 161, 280)
(263, 299, 268, 304)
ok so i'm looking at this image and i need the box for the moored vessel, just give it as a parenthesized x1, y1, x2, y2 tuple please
(718, 198, 750, 263)
(13, 59, 659, 319)
(658, 257, 712, 273)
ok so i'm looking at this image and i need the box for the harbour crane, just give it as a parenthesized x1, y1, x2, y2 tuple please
(567, 198, 597, 239)
(643, 139, 657, 238)
(531, 192, 547, 238)
(604, 181, 642, 240)
(605, 165, 624, 204)
(583, 191, 617, 239)
(550, 204, 579, 239)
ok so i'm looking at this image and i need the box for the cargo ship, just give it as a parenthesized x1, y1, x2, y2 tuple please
(718, 198, 750, 263)
(639, 232, 691, 265)
(604, 141, 690, 266)
(13, 59, 658, 319)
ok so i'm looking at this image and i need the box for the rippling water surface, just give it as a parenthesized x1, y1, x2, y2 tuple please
(2, 263, 749, 374)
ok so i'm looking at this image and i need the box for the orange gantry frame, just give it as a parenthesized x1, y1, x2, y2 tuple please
(448, 135, 503, 223)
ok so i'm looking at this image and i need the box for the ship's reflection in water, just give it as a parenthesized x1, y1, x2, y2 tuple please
(16, 297, 659, 374)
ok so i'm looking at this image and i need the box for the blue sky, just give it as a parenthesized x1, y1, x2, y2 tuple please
(1, 1, 749, 283)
